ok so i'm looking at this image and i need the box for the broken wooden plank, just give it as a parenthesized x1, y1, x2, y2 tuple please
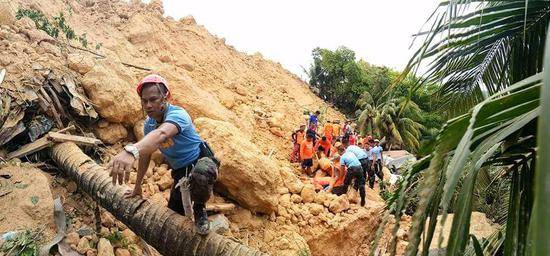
(206, 203, 236, 213)
(39, 87, 63, 128)
(45, 85, 68, 120)
(0, 69, 5, 85)
(55, 125, 76, 134)
(48, 132, 101, 146)
(7, 135, 54, 159)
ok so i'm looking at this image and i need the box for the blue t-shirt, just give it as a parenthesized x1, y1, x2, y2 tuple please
(371, 146, 383, 160)
(309, 114, 318, 125)
(346, 145, 368, 160)
(366, 146, 373, 160)
(340, 151, 361, 168)
(143, 104, 202, 169)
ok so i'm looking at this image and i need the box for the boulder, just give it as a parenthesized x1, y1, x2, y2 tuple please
(305, 207, 380, 256)
(427, 212, 498, 250)
(300, 184, 316, 203)
(94, 121, 128, 144)
(209, 214, 230, 235)
(278, 194, 291, 208)
(121, 229, 138, 244)
(0, 2, 16, 26)
(67, 53, 95, 74)
(101, 211, 115, 228)
(64, 232, 80, 246)
(66, 181, 78, 193)
(81, 60, 142, 125)
(328, 196, 349, 214)
(180, 15, 196, 25)
(157, 173, 172, 191)
(279, 167, 303, 194)
(76, 237, 91, 254)
(22, 28, 55, 44)
(125, 14, 155, 44)
(194, 118, 284, 214)
(114, 248, 131, 256)
(290, 194, 302, 204)
(314, 191, 328, 205)
(0, 166, 56, 242)
(97, 238, 115, 256)
(308, 203, 324, 216)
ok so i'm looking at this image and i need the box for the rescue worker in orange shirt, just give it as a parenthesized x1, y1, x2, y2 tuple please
(290, 125, 306, 162)
(300, 133, 315, 175)
(315, 136, 332, 157)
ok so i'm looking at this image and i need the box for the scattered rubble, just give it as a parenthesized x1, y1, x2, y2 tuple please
(0, 0, 499, 255)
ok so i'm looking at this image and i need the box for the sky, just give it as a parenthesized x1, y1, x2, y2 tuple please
(161, 0, 440, 79)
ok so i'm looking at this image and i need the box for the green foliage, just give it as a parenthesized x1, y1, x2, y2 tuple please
(0, 229, 43, 256)
(374, 0, 550, 254)
(297, 248, 310, 256)
(15, 8, 91, 48)
(105, 230, 129, 248)
(16, 8, 59, 38)
(30, 195, 39, 205)
(306, 47, 445, 153)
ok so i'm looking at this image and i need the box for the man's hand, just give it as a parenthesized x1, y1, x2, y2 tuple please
(107, 151, 135, 185)
(124, 185, 142, 198)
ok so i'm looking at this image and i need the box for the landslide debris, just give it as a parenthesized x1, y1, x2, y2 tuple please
(0, 0, 451, 255)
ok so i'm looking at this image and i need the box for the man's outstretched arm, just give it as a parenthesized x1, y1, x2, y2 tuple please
(108, 123, 178, 185)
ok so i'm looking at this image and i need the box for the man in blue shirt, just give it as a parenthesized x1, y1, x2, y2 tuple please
(308, 110, 320, 131)
(370, 139, 385, 189)
(336, 145, 366, 206)
(345, 143, 370, 185)
(364, 139, 376, 189)
(107, 74, 216, 235)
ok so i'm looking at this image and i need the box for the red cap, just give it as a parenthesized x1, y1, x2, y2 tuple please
(136, 74, 171, 98)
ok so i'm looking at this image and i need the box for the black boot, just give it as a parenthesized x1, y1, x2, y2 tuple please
(193, 203, 210, 235)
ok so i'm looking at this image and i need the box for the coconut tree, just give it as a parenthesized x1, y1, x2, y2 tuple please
(357, 92, 424, 151)
(375, 1, 550, 256)
(51, 142, 266, 256)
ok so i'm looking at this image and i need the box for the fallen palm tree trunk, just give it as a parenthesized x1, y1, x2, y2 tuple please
(51, 142, 266, 256)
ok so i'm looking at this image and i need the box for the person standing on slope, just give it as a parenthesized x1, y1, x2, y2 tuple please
(107, 74, 218, 235)
(308, 110, 321, 131)
(322, 120, 334, 143)
(300, 133, 315, 176)
(371, 139, 385, 189)
(290, 125, 306, 162)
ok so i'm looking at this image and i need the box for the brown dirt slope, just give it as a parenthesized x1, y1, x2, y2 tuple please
(2, 0, 345, 212)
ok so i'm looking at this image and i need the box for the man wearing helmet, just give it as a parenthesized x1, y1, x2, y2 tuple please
(107, 74, 216, 235)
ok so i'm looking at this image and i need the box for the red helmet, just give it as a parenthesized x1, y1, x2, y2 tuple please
(136, 74, 171, 98)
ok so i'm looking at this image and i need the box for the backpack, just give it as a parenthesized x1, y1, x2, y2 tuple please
(199, 140, 221, 167)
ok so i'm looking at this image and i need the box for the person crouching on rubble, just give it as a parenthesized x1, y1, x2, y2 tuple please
(335, 143, 366, 206)
(107, 74, 219, 235)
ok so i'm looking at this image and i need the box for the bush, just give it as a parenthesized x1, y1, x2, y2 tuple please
(15, 8, 90, 48)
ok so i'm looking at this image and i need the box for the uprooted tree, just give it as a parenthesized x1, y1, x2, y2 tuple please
(51, 142, 266, 256)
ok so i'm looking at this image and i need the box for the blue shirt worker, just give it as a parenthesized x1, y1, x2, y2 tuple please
(346, 144, 371, 183)
(336, 145, 366, 206)
(107, 74, 217, 235)
(308, 110, 320, 131)
(370, 139, 385, 189)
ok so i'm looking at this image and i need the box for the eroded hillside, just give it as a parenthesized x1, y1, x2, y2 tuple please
(0, 0, 397, 255)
